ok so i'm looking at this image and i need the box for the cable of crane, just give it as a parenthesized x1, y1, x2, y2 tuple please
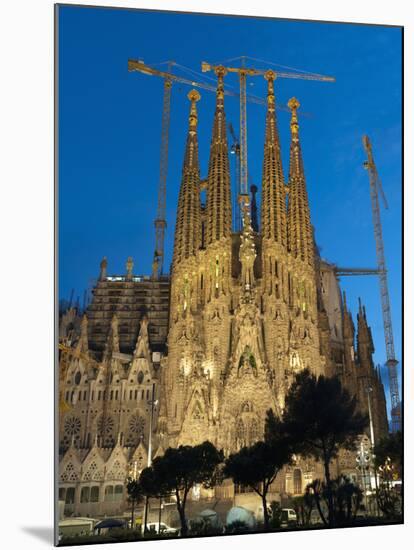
(146, 60, 177, 67)
(173, 62, 226, 87)
(240, 55, 332, 79)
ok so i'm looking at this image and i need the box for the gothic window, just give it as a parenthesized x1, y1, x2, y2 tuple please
(97, 415, 115, 447)
(235, 418, 246, 449)
(106, 460, 125, 481)
(65, 487, 75, 504)
(293, 468, 302, 494)
(137, 371, 144, 384)
(74, 371, 81, 385)
(192, 401, 204, 420)
(104, 485, 114, 501)
(114, 485, 123, 501)
(60, 462, 79, 482)
(83, 461, 103, 482)
(241, 401, 252, 413)
(63, 415, 81, 446)
(90, 486, 100, 502)
(125, 414, 145, 446)
(80, 486, 90, 503)
(249, 419, 260, 444)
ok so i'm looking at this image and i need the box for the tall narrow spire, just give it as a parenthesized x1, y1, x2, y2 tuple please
(261, 70, 287, 245)
(287, 97, 314, 267)
(206, 66, 232, 245)
(172, 90, 202, 267)
(357, 298, 375, 362)
(342, 291, 355, 342)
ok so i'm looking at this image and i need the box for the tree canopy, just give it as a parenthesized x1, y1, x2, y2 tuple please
(139, 441, 223, 536)
(281, 369, 368, 461)
(224, 428, 292, 530)
(267, 369, 368, 526)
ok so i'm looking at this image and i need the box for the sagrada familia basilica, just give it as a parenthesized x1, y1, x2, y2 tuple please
(58, 67, 388, 520)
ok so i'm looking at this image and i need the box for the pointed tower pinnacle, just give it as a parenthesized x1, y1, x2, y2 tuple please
(287, 97, 314, 267)
(357, 298, 375, 363)
(99, 257, 107, 281)
(76, 314, 89, 354)
(342, 291, 355, 342)
(206, 66, 232, 245)
(172, 90, 202, 267)
(261, 70, 287, 246)
(104, 313, 120, 360)
(239, 200, 257, 298)
(126, 256, 134, 280)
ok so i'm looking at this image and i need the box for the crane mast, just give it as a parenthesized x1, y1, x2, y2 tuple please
(153, 76, 172, 276)
(362, 135, 401, 432)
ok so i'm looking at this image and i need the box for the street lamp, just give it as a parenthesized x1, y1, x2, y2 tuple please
(143, 382, 158, 534)
(356, 439, 371, 516)
(366, 385, 380, 516)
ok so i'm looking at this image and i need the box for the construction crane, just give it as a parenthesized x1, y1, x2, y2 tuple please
(228, 123, 241, 231)
(334, 267, 382, 277)
(128, 59, 285, 277)
(202, 57, 335, 205)
(229, 122, 259, 232)
(362, 135, 401, 432)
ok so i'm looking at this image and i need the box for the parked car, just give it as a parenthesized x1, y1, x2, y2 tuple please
(280, 508, 297, 527)
(143, 522, 178, 535)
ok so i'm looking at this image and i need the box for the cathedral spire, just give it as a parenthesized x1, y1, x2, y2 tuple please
(206, 66, 232, 245)
(287, 97, 314, 267)
(172, 90, 202, 267)
(342, 291, 355, 342)
(76, 314, 89, 354)
(99, 257, 107, 281)
(104, 313, 120, 360)
(357, 298, 375, 364)
(261, 70, 287, 245)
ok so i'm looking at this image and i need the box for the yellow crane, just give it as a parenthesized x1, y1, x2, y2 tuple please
(362, 135, 401, 432)
(201, 56, 335, 206)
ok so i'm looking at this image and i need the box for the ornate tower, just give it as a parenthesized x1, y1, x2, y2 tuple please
(163, 90, 204, 443)
(205, 66, 232, 246)
(285, 98, 323, 379)
(260, 71, 289, 403)
(356, 299, 389, 440)
(287, 98, 314, 268)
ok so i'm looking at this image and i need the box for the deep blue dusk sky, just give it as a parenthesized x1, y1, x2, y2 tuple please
(58, 6, 402, 413)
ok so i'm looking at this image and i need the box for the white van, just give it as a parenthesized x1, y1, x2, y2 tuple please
(280, 508, 297, 527)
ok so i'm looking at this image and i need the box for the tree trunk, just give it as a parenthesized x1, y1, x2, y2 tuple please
(314, 492, 328, 526)
(131, 501, 135, 530)
(262, 492, 270, 531)
(175, 489, 188, 536)
(178, 504, 188, 536)
(323, 457, 335, 527)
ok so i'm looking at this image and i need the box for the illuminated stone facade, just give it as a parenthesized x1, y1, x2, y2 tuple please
(58, 68, 388, 519)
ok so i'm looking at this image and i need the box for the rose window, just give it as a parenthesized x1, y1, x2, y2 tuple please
(64, 416, 81, 437)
